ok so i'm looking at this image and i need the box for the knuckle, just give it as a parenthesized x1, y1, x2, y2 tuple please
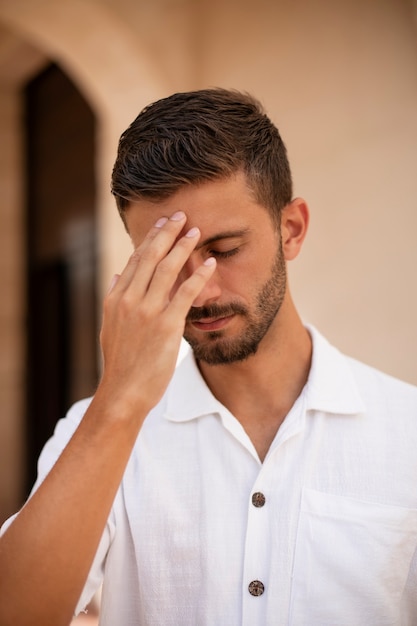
(129, 248, 143, 263)
(118, 295, 154, 323)
(136, 304, 154, 324)
(118, 293, 133, 313)
(142, 241, 171, 265)
(131, 247, 152, 264)
(103, 291, 117, 313)
(155, 256, 173, 274)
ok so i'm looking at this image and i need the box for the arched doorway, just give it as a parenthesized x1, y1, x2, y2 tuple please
(24, 62, 98, 493)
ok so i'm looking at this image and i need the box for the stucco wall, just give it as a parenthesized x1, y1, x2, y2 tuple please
(0, 0, 416, 518)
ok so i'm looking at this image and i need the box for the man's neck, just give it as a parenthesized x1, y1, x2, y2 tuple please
(197, 299, 312, 462)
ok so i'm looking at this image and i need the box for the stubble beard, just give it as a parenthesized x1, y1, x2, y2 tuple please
(184, 244, 287, 365)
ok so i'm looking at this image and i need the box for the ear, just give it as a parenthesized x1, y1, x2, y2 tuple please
(280, 197, 309, 261)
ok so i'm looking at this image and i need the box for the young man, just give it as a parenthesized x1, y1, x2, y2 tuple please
(1, 89, 416, 626)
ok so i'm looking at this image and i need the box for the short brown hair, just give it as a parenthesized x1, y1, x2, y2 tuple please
(111, 88, 293, 223)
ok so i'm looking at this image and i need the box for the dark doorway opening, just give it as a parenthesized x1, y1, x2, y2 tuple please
(25, 63, 98, 495)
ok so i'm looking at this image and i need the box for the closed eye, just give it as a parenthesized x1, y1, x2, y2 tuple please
(209, 247, 240, 259)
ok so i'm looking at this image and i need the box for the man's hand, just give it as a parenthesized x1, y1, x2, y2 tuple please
(97, 210, 216, 417)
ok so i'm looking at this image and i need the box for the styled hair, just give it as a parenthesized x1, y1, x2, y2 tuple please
(111, 88, 293, 223)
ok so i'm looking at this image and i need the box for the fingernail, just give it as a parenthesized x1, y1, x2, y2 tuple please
(204, 257, 216, 266)
(185, 227, 200, 238)
(107, 274, 120, 293)
(155, 217, 168, 228)
(170, 211, 186, 221)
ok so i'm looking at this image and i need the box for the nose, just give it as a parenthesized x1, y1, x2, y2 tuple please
(179, 255, 221, 308)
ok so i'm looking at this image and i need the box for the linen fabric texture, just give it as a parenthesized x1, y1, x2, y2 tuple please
(3, 327, 417, 625)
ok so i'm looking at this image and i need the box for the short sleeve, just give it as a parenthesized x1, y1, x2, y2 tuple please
(1, 398, 92, 534)
(1, 397, 115, 614)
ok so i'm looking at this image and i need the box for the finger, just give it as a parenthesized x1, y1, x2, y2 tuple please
(112, 212, 187, 296)
(167, 257, 217, 321)
(107, 274, 121, 294)
(146, 226, 202, 304)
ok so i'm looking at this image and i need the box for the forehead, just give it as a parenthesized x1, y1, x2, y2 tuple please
(124, 172, 272, 241)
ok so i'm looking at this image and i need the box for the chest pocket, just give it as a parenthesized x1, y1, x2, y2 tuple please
(289, 488, 417, 626)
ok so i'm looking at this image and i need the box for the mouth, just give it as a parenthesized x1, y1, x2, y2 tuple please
(191, 314, 235, 332)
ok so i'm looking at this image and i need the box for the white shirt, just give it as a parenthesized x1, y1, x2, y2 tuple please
(4, 328, 417, 624)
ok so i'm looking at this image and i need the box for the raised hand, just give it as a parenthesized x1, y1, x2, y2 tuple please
(97, 211, 216, 418)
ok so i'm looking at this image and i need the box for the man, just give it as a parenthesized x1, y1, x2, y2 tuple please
(1, 89, 416, 626)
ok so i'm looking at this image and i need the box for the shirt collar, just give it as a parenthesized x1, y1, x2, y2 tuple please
(304, 325, 366, 415)
(164, 326, 365, 423)
(164, 351, 224, 422)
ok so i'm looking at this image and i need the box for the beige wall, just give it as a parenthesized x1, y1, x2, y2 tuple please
(0, 0, 416, 518)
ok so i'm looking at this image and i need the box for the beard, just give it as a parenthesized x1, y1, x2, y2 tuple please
(184, 242, 287, 365)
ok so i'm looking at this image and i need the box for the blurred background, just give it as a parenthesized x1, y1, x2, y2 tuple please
(0, 0, 416, 534)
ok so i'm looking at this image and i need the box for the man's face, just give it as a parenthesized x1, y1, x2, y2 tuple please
(125, 172, 288, 365)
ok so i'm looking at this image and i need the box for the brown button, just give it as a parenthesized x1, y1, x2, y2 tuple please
(248, 580, 265, 596)
(252, 492, 266, 507)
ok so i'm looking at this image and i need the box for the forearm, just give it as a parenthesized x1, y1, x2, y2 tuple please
(0, 394, 146, 626)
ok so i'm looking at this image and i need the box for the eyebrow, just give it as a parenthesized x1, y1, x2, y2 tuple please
(195, 228, 251, 250)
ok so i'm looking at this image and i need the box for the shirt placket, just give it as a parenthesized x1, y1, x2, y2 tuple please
(241, 396, 307, 626)
(241, 462, 273, 626)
